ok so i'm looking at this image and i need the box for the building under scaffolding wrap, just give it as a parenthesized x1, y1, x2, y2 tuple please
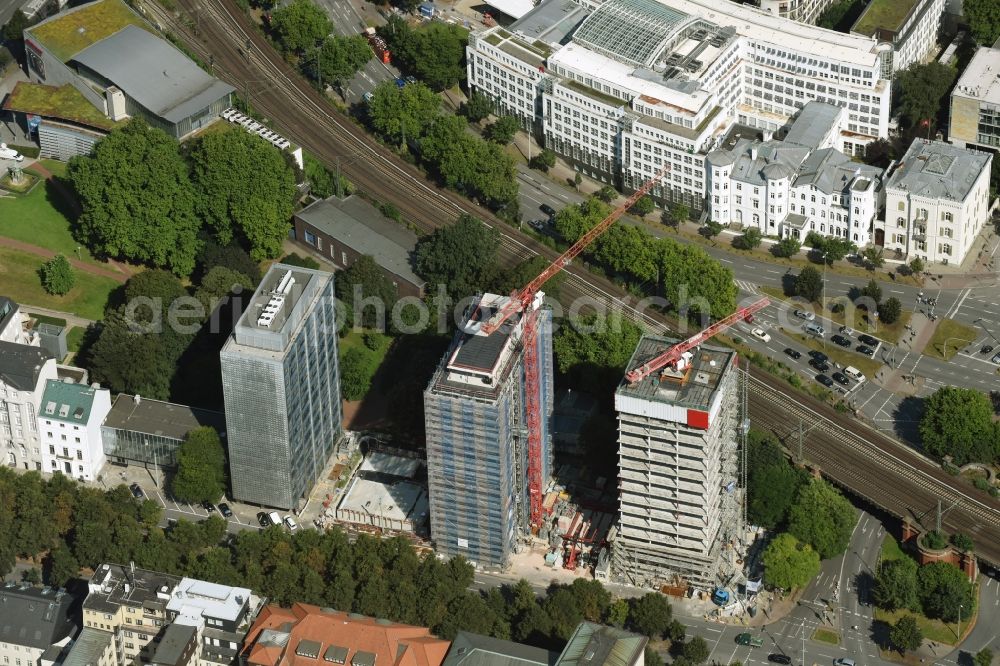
(612, 336, 743, 590)
(423, 293, 554, 569)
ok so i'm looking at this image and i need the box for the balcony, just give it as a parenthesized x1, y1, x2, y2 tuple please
(912, 227, 926, 241)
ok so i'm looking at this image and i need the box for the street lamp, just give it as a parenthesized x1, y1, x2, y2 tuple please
(144, 438, 159, 488)
(957, 603, 963, 640)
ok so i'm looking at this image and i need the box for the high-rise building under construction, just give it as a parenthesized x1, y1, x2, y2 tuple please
(423, 293, 554, 569)
(612, 337, 742, 589)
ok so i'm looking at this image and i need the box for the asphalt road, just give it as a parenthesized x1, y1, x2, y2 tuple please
(0, 0, 25, 27)
(312, 0, 401, 102)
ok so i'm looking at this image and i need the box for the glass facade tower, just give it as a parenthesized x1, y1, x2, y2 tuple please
(220, 264, 341, 510)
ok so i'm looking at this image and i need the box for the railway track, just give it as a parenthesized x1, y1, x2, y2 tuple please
(148, 0, 1000, 566)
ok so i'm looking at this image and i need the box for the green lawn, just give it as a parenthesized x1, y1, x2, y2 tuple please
(0, 161, 102, 265)
(880, 533, 907, 564)
(923, 318, 978, 361)
(852, 0, 919, 35)
(812, 628, 840, 645)
(874, 607, 965, 645)
(0, 246, 116, 320)
(66, 326, 86, 354)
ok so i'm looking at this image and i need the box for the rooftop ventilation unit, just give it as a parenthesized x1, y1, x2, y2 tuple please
(685, 60, 703, 72)
(58, 404, 69, 418)
(256, 270, 296, 327)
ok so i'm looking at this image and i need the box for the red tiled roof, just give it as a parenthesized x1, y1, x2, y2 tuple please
(244, 603, 450, 666)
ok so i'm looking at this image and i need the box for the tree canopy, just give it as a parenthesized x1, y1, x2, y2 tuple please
(919, 386, 1000, 464)
(304, 35, 371, 87)
(889, 615, 922, 653)
(414, 214, 500, 300)
(794, 266, 823, 302)
(873, 556, 920, 612)
(337, 255, 399, 330)
(762, 532, 821, 589)
(189, 127, 298, 262)
(773, 237, 801, 258)
(269, 0, 332, 53)
(171, 427, 227, 504)
(485, 116, 520, 144)
(382, 19, 469, 90)
(787, 478, 857, 559)
(553, 313, 644, 390)
(917, 561, 975, 622)
(965, 0, 1000, 45)
(746, 431, 807, 529)
(69, 119, 200, 276)
(894, 62, 957, 129)
(369, 80, 441, 146)
(40, 254, 74, 296)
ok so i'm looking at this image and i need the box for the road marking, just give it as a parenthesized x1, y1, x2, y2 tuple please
(945, 288, 971, 319)
(720, 258, 733, 264)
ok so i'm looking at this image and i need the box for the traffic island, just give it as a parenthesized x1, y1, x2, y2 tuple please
(812, 627, 840, 645)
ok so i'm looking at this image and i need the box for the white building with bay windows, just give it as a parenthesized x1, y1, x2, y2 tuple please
(467, 0, 892, 214)
(877, 140, 992, 266)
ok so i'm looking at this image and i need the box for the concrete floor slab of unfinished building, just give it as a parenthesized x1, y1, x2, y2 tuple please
(337, 476, 429, 531)
(361, 450, 421, 478)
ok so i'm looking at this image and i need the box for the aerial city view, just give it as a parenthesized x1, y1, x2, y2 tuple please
(0, 0, 998, 661)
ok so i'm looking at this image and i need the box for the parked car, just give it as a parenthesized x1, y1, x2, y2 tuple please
(750, 327, 771, 342)
(857, 345, 875, 356)
(768, 654, 792, 665)
(219, 503, 233, 518)
(831, 334, 851, 348)
(793, 309, 815, 321)
(816, 374, 834, 388)
(833, 660, 855, 666)
(809, 359, 830, 372)
(736, 632, 764, 647)
(808, 350, 828, 362)
(363, 91, 374, 103)
(267, 511, 282, 527)
(540, 203, 557, 218)
(284, 515, 299, 531)
(992, 351, 1000, 364)
(0, 144, 24, 162)
(981, 345, 994, 355)
(844, 366, 866, 383)
(202, 500, 216, 513)
(858, 333, 880, 347)
(839, 326, 855, 336)
(803, 322, 825, 336)
(257, 512, 270, 527)
(784, 348, 801, 360)
(832, 372, 850, 386)
(129, 483, 144, 499)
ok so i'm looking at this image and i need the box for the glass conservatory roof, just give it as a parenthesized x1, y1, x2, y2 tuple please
(573, 0, 692, 68)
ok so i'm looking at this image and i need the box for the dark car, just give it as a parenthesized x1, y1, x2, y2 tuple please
(540, 203, 557, 218)
(783, 348, 802, 360)
(129, 483, 144, 500)
(395, 77, 406, 88)
(816, 374, 834, 387)
(831, 334, 851, 348)
(857, 345, 875, 357)
(832, 372, 850, 386)
(257, 512, 270, 527)
(768, 654, 792, 665)
(981, 345, 995, 355)
(808, 350, 828, 363)
(219, 503, 234, 518)
(809, 358, 830, 372)
(202, 500, 216, 513)
(404, 75, 417, 85)
(858, 333, 880, 347)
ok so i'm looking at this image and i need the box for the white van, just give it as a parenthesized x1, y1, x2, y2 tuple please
(844, 366, 866, 383)
(0, 144, 24, 162)
(267, 511, 282, 527)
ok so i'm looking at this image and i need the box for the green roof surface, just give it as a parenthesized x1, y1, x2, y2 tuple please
(3, 82, 119, 130)
(41, 379, 98, 424)
(852, 0, 920, 36)
(28, 0, 154, 62)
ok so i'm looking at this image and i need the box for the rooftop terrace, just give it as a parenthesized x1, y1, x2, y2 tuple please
(28, 0, 154, 62)
(851, 0, 920, 36)
(2, 82, 119, 131)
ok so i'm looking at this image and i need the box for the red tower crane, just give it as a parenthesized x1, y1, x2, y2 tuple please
(477, 166, 670, 528)
(623, 296, 771, 385)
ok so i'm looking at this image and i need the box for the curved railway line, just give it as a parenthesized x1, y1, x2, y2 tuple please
(151, 0, 1000, 567)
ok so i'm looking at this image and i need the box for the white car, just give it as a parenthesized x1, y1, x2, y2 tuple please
(750, 327, 771, 343)
(284, 515, 299, 531)
(0, 144, 24, 162)
(793, 309, 815, 321)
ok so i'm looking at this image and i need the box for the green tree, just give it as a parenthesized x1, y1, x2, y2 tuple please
(369, 80, 442, 145)
(917, 561, 975, 622)
(703, 220, 723, 239)
(543, 587, 584, 641)
(951, 532, 975, 553)
(462, 91, 494, 122)
(908, 257, 925, 275)
(895, 62, 957, 128)
(339, 346, 374, 400)
(195, 266, 255, 316)
(269, 0, 332, 53)
(645, 648, 664, 666)
(628, 592, 673, 639)
(336, 255, 398, 330)
(553, 313, 644, 389)
(974, 649, 994, 666)
(530, 148, 556, 172)
(861, 246, 885, 270)
(772, 236, 801, 258)
(414, 214, 500, 300)
(69, 119, 200, 275)
(485, 115, 520, 144)
(746, 432, 807, 529)
(919, 386, 1000, 464)
(389, 22, 468, 90)
(83, 310, 175, 400)
(45, 543, 79, 588)
(22, 567, 40, 584)
(189, 126, 297, 262)
(873, 557, 920, 612)
(667, 203, 689, 226)
(794, 266, 823, 302)
(860, 278, 883, 305)
(889, 614, 923, 653)
(606, 598, 629, 628)
(682, 636, 711, 664)
(787, 478, 857, 559)
(491, 255, 565, 300)
(629, 195, 655, 217)
(303, 153, 349, 199)
(171, 427, 227, 504)
(39, 254, 74, 295)
(196, 241, 261, 284)
(879, 297, 902, 324)
(738, 228, 762, 250)
(965, 0, 1000, 44)
(280, 252, 321, 269)
(2, 9, 29, 41)
(595, 185, 618, 203)
(305, 35, 371, 89)
(762, 533, 821, 589)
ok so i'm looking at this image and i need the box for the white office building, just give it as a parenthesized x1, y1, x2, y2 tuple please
(39, 379, 112, 481)
(877, 140, 992, 266)
(949, 45, 1000, 152)
(849, 0, 946, 73)
(757, 0, 836, 24)
(706, 101, 883, 243)
(468, 0, 892, 212)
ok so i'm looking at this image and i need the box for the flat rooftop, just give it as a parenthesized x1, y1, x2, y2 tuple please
(102, 393, 225, 440)
(852, 0, 920, 36)
(339, 477, 428, 528)
(27, 0, 154, 62)
(448, 295, 518, 374)
(953, 46, 1000, 106)
(85, 563, 180, 615)
(617, 336, 735, 410)
(2, 82, 119, 131)
(509, 0, 591, 47)
(886, 139, 991, 202)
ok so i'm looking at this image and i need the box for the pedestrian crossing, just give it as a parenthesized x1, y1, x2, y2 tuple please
(735, 279, 760, 294)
